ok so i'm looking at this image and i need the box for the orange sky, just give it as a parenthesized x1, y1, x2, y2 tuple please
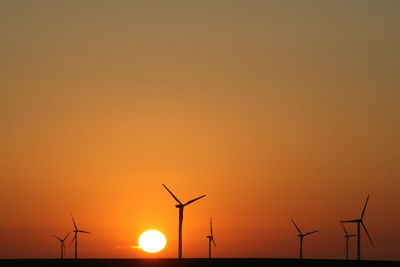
(1, 0, 399, 260)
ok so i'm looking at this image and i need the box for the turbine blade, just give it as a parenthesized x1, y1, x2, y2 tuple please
(304, 230, 318, 236)
(340, 223, 349, 235)
(78, 230, 91, 234)
(162, 184, 182, 205)
(361, 221, 373, 246)
(184, 194, 206, 206)
(290, 219, 303, 235)
(361, 195, 370, 220)
(71, 214, 78, 230)
(210, 218, 213, 236)
(212, 238, 216, 247)
(53, 235, 62, 241)
(340, 220, 358, 223)
(69, 233, 76, 247)
(305, 230, 318, 236)
(63, 231, 72, 241)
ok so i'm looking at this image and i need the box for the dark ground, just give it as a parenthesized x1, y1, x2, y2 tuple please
(0, 258, 399, 267)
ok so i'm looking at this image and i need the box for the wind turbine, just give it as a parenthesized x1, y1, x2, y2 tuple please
(291, 219, 318, 259)
(70, 214, 91, 259)
(340, 195, 373, 260)
(53, 232, 71, 259)
(340, 223, 357, 260)
(162, 183, 206, 259)
(206, 217, 216, 259)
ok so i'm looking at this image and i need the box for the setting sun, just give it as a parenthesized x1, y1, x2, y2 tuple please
(138, 230, 167, 253)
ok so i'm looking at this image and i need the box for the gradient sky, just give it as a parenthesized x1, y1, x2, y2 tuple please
(1, 0, 399, 260)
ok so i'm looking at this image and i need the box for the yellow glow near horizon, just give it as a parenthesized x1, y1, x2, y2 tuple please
(138, 230, 167, 253)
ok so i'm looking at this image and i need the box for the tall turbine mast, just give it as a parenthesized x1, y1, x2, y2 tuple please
(340, 195, 373, 260)
(291, 219, 318, 259)
(206, 217, 216, 259)
(162, 183, 206, 259)
(70, 215, 91, 259)
(53, 231, 71, 259)
(340, 223, 357, 260)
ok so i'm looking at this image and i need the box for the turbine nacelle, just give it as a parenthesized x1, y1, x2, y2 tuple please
(54, 236, 63, 242)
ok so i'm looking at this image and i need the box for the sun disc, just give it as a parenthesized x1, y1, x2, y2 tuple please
(138, 230, 167, 253)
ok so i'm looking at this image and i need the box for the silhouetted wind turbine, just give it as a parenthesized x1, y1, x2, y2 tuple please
(70, 214, 91, 259)
(206, 217, 216, 259)
(53, 232, 71, 259)
(340, 195, 373, 260)
(291, 219, 318, 259)
(340, 223, 357, 260)
(162, 183, 206, 259)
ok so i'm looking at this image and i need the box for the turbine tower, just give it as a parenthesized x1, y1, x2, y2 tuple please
(70, 214, 91, 259)
(206, 217, 216, 259)
(162, 183, 206, 259)
(340, 195, 373, 260)
(340, 222, 357, 260)
(53, 232, 71, 259)
(291, 219, 318, 259)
